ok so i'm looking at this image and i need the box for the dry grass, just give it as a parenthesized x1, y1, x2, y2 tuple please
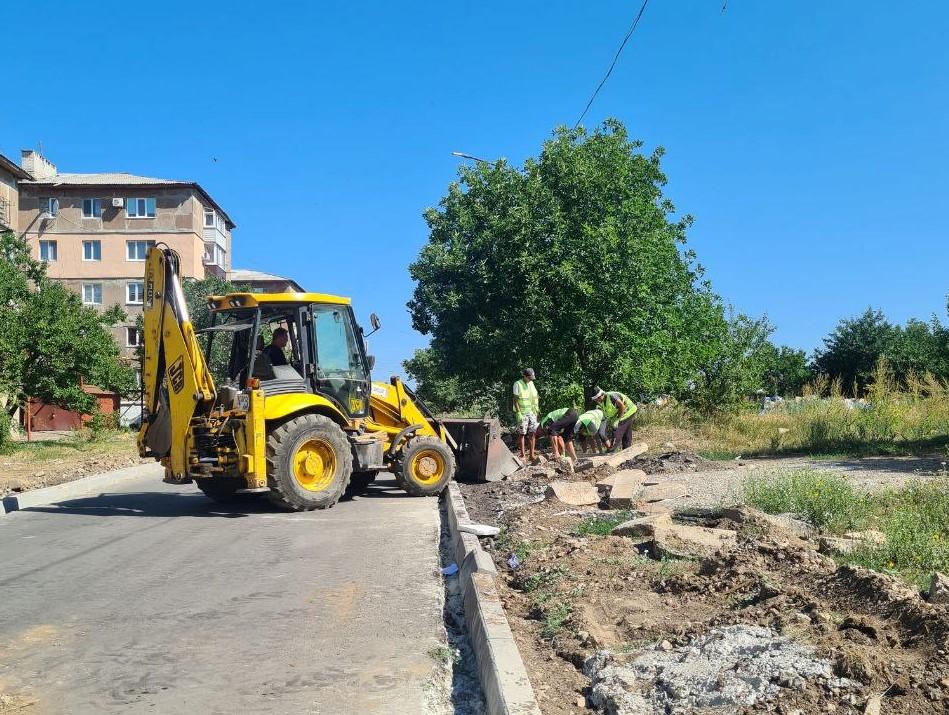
(636, 363, 949, 459)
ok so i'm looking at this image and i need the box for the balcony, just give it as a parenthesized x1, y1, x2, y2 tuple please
(203, 241, 227, 278)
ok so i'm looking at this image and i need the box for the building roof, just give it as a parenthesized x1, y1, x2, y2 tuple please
(0, 152, 32, 180)
(229, 268, 304, 291)
(22, 172, 183, 186)
(22, 172, 236, 229)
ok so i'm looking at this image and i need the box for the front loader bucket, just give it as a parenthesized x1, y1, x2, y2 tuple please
(441, 418, 523, 482)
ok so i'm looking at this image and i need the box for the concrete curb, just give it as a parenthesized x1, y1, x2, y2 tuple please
(1, 462, 164, 514)
(444, 482, 542, 715)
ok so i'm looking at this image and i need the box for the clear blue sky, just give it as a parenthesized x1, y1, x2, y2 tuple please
(4, 1, 948, 380)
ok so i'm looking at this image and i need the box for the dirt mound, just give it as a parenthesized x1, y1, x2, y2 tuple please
(462, 484, 949, 714)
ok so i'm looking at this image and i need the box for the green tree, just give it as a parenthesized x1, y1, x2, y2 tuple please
(183, 276, 248, 379)
(814, 308, 895, 395)
(406, 119, 734, 416)
(0, 232, 135, 424)
(688, 314, 775, 413)
(759, 343, 811, 396)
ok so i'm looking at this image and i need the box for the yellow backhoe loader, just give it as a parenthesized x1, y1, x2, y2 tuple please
(137, 245, 520, 510)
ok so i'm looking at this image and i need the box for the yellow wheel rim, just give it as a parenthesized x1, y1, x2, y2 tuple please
(292, 438, 337, 492)
(410, 449, 446, 486)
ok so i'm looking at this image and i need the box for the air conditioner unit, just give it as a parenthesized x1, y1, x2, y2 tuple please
(112, 197, 124, 208)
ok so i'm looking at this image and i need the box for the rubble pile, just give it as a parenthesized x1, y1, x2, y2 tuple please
(456, 445, 949, 715)
(585, 625, 857, 715)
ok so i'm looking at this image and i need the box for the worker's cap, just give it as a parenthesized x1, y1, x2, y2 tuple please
(592, 387, 606, 400)
(522, 368, 535, 378)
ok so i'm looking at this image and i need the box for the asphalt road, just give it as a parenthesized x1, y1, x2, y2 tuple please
(0, 467, 447, 714)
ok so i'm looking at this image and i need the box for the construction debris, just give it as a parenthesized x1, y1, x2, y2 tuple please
(544, 480, 599, 506)
(585, 625, 857, 715)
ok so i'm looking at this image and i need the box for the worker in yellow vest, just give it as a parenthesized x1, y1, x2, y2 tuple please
(592, 387, 638, 451)
(573, 408, 608, 454)
(539, 407, 579, 463)
(512, 368, 540, 461)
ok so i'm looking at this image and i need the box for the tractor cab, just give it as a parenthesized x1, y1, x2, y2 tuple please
(202, 293, 372, 420)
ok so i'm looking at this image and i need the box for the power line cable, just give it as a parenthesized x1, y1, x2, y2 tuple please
(574, 0, 651, 129)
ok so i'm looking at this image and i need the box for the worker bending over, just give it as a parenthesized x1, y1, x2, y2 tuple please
(574, 408, 608, 454)
(539, 407, 579, 463)
(513, 368, 540, 461)
(593, 388, 637, 452)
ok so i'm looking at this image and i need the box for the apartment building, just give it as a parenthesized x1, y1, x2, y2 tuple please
(0, 152, 30, 231)
(15, 149, 235, 360)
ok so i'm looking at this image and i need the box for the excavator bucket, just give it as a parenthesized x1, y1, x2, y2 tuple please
(441, 418, 523, 482)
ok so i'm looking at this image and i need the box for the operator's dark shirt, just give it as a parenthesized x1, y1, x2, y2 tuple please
(264, 344, 288, 367)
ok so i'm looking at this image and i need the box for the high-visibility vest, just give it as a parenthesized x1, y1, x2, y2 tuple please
(601, 391, 636, 425)
(576, 409, 604, 435)
(540, 407, 569, 428)
(513, 379, 539, 416)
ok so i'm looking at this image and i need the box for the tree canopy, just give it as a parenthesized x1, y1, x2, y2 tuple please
(814, 307, 949, 394)
(406, 120, 785, 415)
(0, 232, 135, 418)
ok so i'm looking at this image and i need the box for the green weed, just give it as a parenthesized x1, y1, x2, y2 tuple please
(574, 511, 633, 536)
(540, 602, 573, 639)
(742, 471, 949, 588)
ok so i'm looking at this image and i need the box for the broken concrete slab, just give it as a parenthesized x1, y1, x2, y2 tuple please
(607, 471, 648, 509)
(597, 468, 647, 490)
(634, 501, 673, 516)
(610, 513, 672, 538)
(640, 483, 688, 503)
(929, 572, 949, 604)
(545, 481, 600, 506)
(653, 523, 737, 559)
(589, 443, 649, 470)
(459, 523, 501, 537)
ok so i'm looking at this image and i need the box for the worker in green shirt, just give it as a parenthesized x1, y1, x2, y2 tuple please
(539, 407, 579, 463)
(592, 387, 638, 451)
(512, 368, 540, 461)
(573, 408, 607, 454)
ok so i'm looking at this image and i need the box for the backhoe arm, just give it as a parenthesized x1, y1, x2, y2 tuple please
(137, 246, 216, 479)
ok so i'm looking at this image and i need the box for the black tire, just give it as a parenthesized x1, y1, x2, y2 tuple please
(346, 470, 379, 496)
(195, 477, 246, 503)
(395, 436, 456, 497)
(266, 414, 353, 511)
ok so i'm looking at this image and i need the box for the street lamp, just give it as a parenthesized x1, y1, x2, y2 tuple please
(451, 151, 498, 166)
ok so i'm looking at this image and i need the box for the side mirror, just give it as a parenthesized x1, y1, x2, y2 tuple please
(365, 313, 382, 337)
(367, 355, 376, 371)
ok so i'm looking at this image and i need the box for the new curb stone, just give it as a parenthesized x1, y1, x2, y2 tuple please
(1, 462, 164, 514)
(445, 482, 542, 715)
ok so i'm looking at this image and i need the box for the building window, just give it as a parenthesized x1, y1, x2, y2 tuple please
(82, 283, 102, 305)
(126, 281, 145, 304)
(203, 242, 226, 267)
(204, 209, 215, 227)
(82, 240, 102, 261)
(42, 197, 59, 217)
(127, 240, 156, 261)
(82, 198, 103, 218)
(126, 197, 156, 218)
(126, 327, 142, 347)
(39, 240, 57, 262)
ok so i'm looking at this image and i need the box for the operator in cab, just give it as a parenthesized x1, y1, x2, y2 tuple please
(264, 327, 290, 367)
